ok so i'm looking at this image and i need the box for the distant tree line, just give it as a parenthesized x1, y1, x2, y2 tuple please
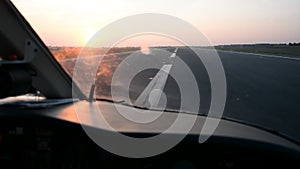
(217, 42, 300, 47)
(252, 43, 300, 47)
(288, 42, 300, 46)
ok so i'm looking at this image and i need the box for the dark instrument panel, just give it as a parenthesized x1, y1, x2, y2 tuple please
(0, 102, 299, 169)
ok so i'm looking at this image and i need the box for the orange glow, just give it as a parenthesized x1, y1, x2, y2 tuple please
(9, 54, 17, 61)
(11, 0, 300, 46)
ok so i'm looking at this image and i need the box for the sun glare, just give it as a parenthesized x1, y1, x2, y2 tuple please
(10, 0, 300, 46)
(83, 28, 98, 45)
(140, 45, 151, 55)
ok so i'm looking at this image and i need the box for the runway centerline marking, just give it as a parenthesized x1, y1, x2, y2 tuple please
(170, 48, 178, 58)
(134, 48, 179, 108)
(134, 64, 172, 107)
(174, 48, 178, 53)
(170, 53, 176, 58)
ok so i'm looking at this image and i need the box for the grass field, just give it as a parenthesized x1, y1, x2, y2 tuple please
(49, 47, 140, 60)
(49, 47, 139, 99)
(215, 44, 300, 57)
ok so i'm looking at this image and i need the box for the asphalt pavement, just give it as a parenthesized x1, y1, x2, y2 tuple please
(127, 47, 300, 141)
(59, 46, 300, 141)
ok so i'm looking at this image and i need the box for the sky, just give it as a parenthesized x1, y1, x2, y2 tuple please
(12, 0, 300, 46)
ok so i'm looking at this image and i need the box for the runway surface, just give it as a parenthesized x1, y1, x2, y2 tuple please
(120, 47, 300, 141)
(59, 47, 300, 141)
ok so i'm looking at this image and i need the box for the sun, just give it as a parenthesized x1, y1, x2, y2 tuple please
(83, 28, 97, 45)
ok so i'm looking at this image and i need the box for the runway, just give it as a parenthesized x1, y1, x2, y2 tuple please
(58, 46, 300, 141)
(117, 47, 300, 141)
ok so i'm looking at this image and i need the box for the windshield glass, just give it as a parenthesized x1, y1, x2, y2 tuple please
(11, 0, 300, 142)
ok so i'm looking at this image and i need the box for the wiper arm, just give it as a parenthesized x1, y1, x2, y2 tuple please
(95, 98, 125, 104)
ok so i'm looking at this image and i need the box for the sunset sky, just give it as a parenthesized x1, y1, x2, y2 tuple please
(12, 0, 300, 46)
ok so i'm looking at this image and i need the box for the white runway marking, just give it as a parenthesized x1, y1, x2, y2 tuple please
(134, 48, 179, 107)
(134, 64, 172, 107)
(170, 48, 178, 58)
(219, 50, 300, 61)
(174, 48, 178, 53)
(170, 53, 176, 58)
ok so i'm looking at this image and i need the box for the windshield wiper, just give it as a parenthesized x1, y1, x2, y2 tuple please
(95, 98, 125, 104)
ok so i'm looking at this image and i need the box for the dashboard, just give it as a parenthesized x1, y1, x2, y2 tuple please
(0, 101, 299, 169)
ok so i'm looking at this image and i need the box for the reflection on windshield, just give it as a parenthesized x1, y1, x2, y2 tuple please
(52, 46, 140, 100)
(0, 94, 45, 105)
